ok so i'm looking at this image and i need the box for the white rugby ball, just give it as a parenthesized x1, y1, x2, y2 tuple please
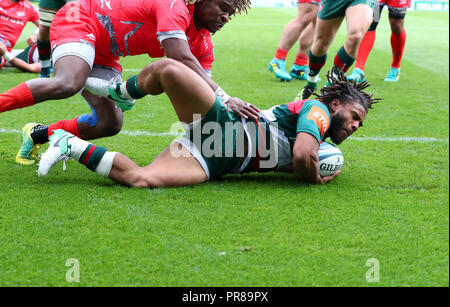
(318, 142, 344, 177)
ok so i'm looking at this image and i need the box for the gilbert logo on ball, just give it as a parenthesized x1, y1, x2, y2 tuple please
(318, 141, 344, 177)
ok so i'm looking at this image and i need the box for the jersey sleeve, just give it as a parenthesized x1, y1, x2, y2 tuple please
(28, 3, 40, 26)
(296, 100, 331, 143)
(194, 35, 214, 74)
(153, 0, 191, 43)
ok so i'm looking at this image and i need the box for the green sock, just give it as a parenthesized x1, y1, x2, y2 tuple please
(122, 75, 146, 99)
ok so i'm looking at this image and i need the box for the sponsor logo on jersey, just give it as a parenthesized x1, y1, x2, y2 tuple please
(306, 106, 329, 135)
(87, 33, 96, 41)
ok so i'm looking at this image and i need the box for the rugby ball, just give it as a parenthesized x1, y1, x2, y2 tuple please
(318, 142, 344, 177)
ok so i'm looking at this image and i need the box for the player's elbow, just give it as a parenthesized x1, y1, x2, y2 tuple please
(166, 51, 196, 67)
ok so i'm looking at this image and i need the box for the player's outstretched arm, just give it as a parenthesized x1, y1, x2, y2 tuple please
(0, 43, 40, 73)
(9, 58, 41, 73)
(292, 132, 340, 184)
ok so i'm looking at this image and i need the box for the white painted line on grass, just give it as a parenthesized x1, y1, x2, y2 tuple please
(1, 128, 448, 143)
(348, 136, 449, 143)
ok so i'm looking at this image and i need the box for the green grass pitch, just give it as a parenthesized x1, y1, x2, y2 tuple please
(0, 8, 448, 286)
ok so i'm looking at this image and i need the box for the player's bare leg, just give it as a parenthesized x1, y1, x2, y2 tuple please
(136, 58, 216, 123)
(109, 144, 207, 187)
(269, 3, 319, 81)
(311, 17, 343, 57)
(298, 16, 342, 99)
(26, 55, 91, 102)
(385, 16, 406, 82)
(38, 59, 215, 187)
(278, 3, 319, 51)
(343, 4, 373, 58)
(76, 91, 124, 140)
(289, 21, 316, 80)
(0, 55, 91, 113)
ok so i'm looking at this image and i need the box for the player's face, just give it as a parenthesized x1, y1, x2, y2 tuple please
(329, 100, 366, 144)
(194, 0, 237, 33)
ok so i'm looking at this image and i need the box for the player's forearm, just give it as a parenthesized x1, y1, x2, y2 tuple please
(171, 54, 219, 91)
(293, 152, 321, 184)
(11, 58, 40, 73)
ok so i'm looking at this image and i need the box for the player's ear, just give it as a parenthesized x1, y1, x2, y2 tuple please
(330, 98, 341, 112)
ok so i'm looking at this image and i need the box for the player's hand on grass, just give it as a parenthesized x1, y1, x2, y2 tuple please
(226, 97, 261, 120)
(319, 170, 341, 184)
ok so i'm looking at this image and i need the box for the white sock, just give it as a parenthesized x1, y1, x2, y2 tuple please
(67, 137, 91, 161)
(307, 74, 319, 83)
(94, 152, 117, 177)
(119, 83, 133, 100)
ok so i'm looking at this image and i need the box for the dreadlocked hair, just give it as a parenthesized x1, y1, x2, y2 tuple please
(185, 0, 252, 15)
(313, 70, 382, 113)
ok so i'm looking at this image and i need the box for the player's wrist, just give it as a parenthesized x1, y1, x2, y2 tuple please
(2, 51, 15, 62)
(215, 87, 230, 104)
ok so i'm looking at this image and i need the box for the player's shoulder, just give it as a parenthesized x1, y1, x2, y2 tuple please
(22, 0, 38, 12)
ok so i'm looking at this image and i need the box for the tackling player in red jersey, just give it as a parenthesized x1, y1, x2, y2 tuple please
(0, 0, 259, 165)
(347, 0, 411, 82)
(0, 0, 39, 70)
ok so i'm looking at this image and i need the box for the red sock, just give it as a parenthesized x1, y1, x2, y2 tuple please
(48, 117, 82, 138)
(294, 53, 308, 66)
(391, 29, 406, 69)
(355, 30, 376, 71)
(274, 47, 288, 61)
(0, 82, 35, 113)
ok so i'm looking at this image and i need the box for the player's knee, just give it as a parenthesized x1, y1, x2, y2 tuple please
(52, 77, 84, 98)
(346, 31, 365, 50)
(157, 58, 182, 78)
(98, 114, 123, 137)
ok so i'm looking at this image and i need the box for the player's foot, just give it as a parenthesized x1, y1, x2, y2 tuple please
(289, 65, 309, 80)
(84, 77, 135, 112)
(384, 67, 400, 82)
(295, 82, 317, 100)
(347, 68, 366, 83)
(107, 83, 136, 111)
(268, 58, 292, 82)
(15, 123, 42, 165)
(37, 129, 72, 177)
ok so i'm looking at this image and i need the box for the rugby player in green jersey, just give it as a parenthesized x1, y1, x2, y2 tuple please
(37, 58, 380, 186)
(298, 0, 377, 100)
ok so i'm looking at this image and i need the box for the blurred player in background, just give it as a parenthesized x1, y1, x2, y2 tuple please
(0, 0, 39, 70)
(0, 35, 41, 73)
(36, 59, 380, 186)
(347, 0, 410, 83)
(268, 0, 321, 81)
(36, 0, 76, 78)
(298, 0, 376, 100)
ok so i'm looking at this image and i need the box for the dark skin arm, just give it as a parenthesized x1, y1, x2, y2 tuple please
(292, 132, 340, 184)
(162, 38, 260, 119)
